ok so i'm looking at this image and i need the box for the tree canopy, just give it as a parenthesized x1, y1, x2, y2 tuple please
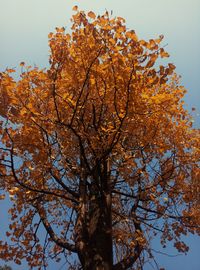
(0, 7, 200, 270)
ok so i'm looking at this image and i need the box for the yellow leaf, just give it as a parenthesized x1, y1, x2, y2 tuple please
(20, 107, 28, 116)
(48, 32, 53, 39)
(141, 93, 149, 99)
(63, 93, 69, 99)
(116, 46, 123, 51)
(90, 78, 96, 85)
(28, 166, 35, 171)
(126, 31, 138, 42)
(67, 97, 76, 107)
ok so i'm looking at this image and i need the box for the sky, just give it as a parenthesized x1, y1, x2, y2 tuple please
(0, 0, 200, 269)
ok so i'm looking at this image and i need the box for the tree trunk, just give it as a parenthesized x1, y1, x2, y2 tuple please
(78, 192, 113, 270)
(77, 160, 113, 269)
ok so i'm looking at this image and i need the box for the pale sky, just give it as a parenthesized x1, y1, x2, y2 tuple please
(0, 0, 200, 269)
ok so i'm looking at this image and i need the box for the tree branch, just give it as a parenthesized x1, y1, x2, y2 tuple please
(35, 204, 77, 253)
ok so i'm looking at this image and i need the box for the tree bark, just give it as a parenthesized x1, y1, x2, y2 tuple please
(76, 159, 113, 269)
(77, 191, 113, 269)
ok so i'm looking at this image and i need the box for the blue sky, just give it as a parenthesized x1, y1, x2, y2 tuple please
(0, 0, 200, 269)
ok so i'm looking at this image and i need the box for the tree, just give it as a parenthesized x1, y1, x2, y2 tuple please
(0, 7, 200, 270)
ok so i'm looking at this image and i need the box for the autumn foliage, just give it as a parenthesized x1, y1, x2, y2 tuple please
(0, 8, 200, 270)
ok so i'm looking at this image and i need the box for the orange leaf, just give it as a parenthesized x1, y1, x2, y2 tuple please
(72, 5, 78, 11)
(6, 68, 15, 73)
(88, 11, 96, 19)
(168, 63, 176, 70)
(160, 48, 169, 58)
